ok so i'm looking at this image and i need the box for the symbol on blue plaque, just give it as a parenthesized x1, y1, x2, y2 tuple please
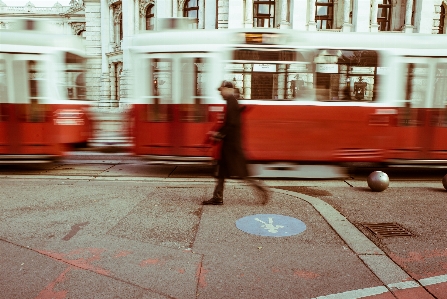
(236, 214, 306, 237)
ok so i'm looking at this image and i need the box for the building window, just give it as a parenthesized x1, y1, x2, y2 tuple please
(253, 0, 275, 28)
(315, 0, 333, 30)
(113, 3, 123, 49)
(183, 0, 198, 28)
(146, 4, 155, 30)
(440, 5, 446, 34)
(377, 0, 392, 31)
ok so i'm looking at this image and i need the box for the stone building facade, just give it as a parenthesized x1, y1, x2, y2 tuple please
(1, 0, 446, 144)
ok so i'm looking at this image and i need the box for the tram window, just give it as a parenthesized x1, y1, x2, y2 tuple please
(405, 63, 428, 108)
(0, 60, 7, 121)
(28, 60, 45, 122)
(434, 63, 447, 127)
(180, 57, 207, 122)
(63, 53, 87, 100)
(149, 58, 173, 122)
(226, 63, 314, 100)
(314, 50, 379, 102)
(0, 60, 7, 102)
(228, 49, 314, 100)
(399, 63, 429, 126)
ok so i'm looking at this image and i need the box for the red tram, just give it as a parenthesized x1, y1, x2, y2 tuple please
(128, 28, 447, 177)
(0, 19, 93, 163)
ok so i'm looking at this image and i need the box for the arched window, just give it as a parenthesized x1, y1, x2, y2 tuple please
(440, 5, 446, 34)
(183, 0, 198, 28)
(253, 0, 275, 28)
(315, 0, 333, 30)
(146, 4, 155, 30)
(378, 0, 392, 31)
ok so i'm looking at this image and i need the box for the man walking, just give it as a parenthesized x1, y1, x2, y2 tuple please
(202, 80, 269, 205)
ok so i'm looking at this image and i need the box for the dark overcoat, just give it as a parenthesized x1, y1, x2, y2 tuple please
(216, 94, 249, 179)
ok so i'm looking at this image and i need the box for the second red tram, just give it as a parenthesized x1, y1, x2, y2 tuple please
(128, 28, 447, 176)
(0, 19, 93, 163)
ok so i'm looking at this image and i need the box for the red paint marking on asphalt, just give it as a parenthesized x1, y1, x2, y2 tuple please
(390, 249, 447, 279)
(390, 249, 447, 263)
(114, 250, 133, 258)
(177, 268, 185, 274)
(391, 286, 435, 299)
(139, 259, 161, 267)
(293, 270, 319, 279)
(271, 267, 281, 273)
(425, 281, 447, 299)
(34, 266, 71, 299)
(196, 263, 208, 288)
(36, 248, 110, 276)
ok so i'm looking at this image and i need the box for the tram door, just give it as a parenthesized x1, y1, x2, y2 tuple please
(144, 54, 214, 157)
(7, 55, 52, 155)
(396, 58, 447, 160)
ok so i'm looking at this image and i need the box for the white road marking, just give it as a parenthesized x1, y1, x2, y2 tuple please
(313, 286, 388, 299)
(314, 274, 447, 299)
(419, 274, 447, 286)
(387, 280, 420, 290)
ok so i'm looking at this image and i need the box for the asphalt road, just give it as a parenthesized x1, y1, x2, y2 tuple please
(0, 153, 446, 299)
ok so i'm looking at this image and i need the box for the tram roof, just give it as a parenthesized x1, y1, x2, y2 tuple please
(0, 29, 86, 55)
(129, 28, 447, 54)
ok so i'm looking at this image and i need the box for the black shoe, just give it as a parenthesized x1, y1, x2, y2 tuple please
(202, 198, 223, 205)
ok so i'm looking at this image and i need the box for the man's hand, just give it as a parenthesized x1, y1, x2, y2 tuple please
(207, 131, 221, 142)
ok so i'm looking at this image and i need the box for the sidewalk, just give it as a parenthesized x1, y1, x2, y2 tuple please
(0, 177, 445, 298)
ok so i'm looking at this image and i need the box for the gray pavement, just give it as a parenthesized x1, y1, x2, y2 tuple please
(0, 159, 446, 298)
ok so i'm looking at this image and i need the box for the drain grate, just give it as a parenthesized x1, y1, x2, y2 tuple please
(361, 223, 413, 238)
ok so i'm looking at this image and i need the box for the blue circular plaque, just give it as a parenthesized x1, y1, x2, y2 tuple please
(236, 214, 306, 237)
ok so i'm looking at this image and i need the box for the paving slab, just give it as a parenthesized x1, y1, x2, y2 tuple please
(0, 177, 444, 298)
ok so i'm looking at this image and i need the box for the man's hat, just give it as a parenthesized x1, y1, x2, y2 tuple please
(218, 80, 234, 91)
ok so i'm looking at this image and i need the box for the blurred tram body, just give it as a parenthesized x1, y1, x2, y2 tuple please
(128, 27, 447, 175)
(0, 19, 93, 163)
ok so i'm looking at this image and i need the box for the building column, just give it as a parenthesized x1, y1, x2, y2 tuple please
(403, 0, 414, 33)
(205, 0, 217, 29)
(307, 0, 317, 31)
(110, 63, 116, 103)
(176, 0, 182, 17)
(277, 65, 286, 99)
(291, 0, 308, 30)
(342, 0, 352, 31)
(100, 0, 111, 106)
(352, 0, 370, 32)
(244, 0, 253, 28)
(243, 64, 252, 100)
(370, 0, 379, 32)
(120, 0, 136, 106)
(198, 0, 205, 28)
(279, 0, 290, 28)
(84, 0, 102, 102)
(228, 0, 244, 28)
(414, 0, 435, 33)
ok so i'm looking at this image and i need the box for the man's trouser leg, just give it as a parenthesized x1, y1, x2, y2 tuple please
(213, 177, 225, 200)
(245, 178, 270, 205)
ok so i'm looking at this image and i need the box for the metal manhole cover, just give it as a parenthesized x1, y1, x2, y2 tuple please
(362, 223, 413, 238)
